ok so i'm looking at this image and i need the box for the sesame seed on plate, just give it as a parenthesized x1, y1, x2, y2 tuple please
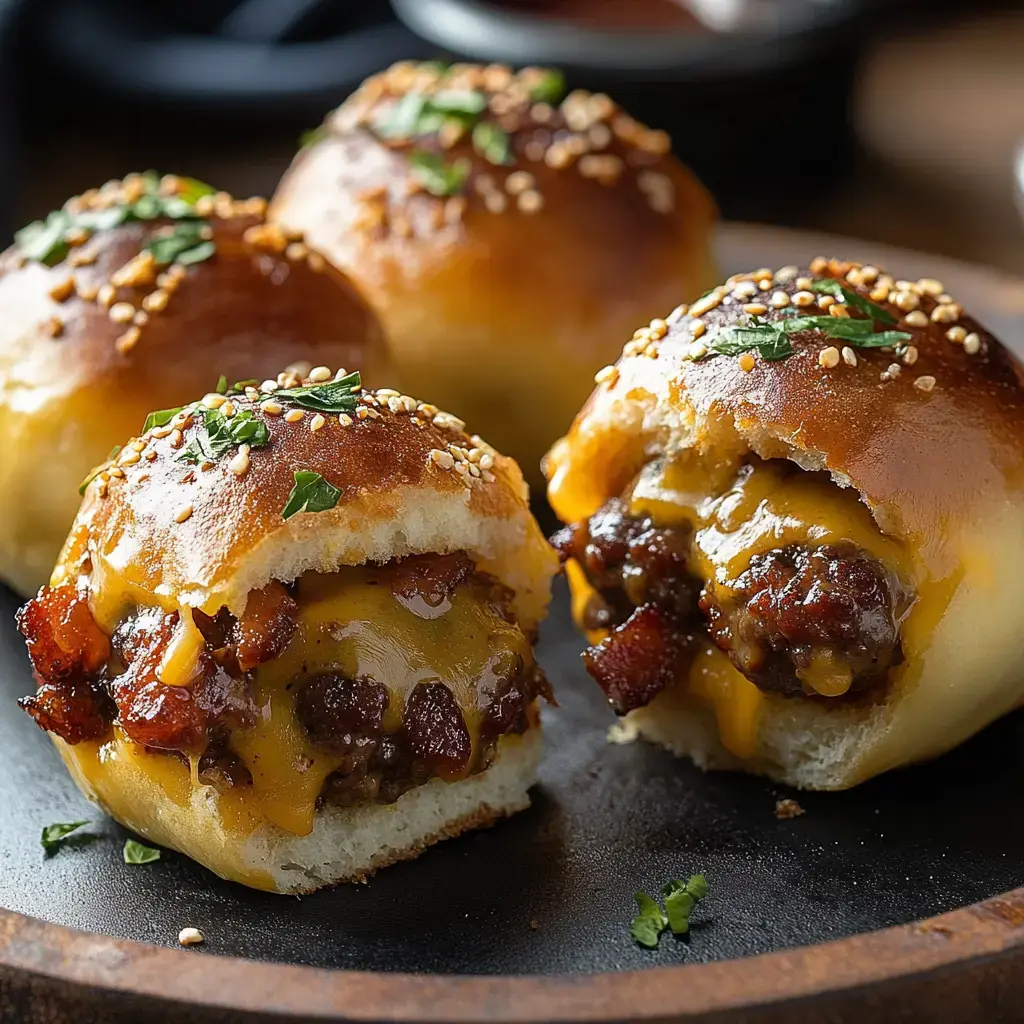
(964, 333, 981, 355)
(178, 927, 205, 947)
(175, 505, 194, 524)
(841, 346, 857, 367)
(904, 311, 929, 328)
(818, 346, 840, 369)
(913, 375, 937, 392)
(284, 409, 304, 423)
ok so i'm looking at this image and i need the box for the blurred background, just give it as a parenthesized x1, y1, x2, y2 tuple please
(1, 0, 1022, 270)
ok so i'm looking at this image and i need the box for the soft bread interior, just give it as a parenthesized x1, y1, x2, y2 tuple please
(56, 725, 541, 893)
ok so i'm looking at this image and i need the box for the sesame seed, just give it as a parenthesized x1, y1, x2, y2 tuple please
(946, 326, 967, 344)
(732, 281, 758, 300)
(859, 265, 879, 284)
(817, 294, 835, 312)
(809, 257, 829, 275)
(133, 310, 149, 327)
(517, 190, 544, 214)
(831, 304, 850, 318)
(97, 284, 116, 308)
(841, 346, 858, 367)
(743, 303, 767, 316)
(902, 346, 919, 365)
(666, 304, 688, 324)
(108, 302, 135, 324)
(964, 333, 981, 355)
(649, 317, 669, 338)
(169, 429, 183, 448)
(175, 505, 194, 524)
(45, 316, 64, 338)
(795, 277, 814, 291)
(107, 466, 124, 479)
(260, 380, 278, 393)
(479, 452, 495, 470)
(310, 414, 326, 432)
(913, 375, 936, 392)
(430, 449, 455, 470)
(338, 413, 353, 426)
(285, 242, 309, 262)
(262, 401, 283, 416)
(931, 304, 959, 323)
(118, 449, 141, 466)
(793, 291, 815, 308)
(917, 278, 944, 296)
(775, 266, 799, 283)
(229, 445, 250, 476)
(202, 393, 228, 409)
(738, 352, 755, 373)
(904, 310, 929, 328)
(178, 928, 204, 947)
(221, 401, 236, 419)
(144, 449, 157, 462)
(284, 409, 304, 423)
(307, 252, 326, 273)
(115, 327, 141, 354)
(49, 276, 76, 302)
(76, 282, 99, 302)
(151, 426, 172, 439)
(308, 365, 332, 383)
(689, 293, 721, 317)
(689, 341, 708, 360)
(770, 291, 790, 308)
(356, 407, 369, 420)
(433, 412, 465, 432)
(818, 346, 840, 369)
(505, 171, 535, 195)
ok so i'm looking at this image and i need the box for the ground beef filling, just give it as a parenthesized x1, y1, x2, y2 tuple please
(18, 553, 547, 810)
(554, 497, 907, 709)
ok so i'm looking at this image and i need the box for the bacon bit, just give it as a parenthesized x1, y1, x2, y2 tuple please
(388, 552, 475, 614)
(582, 604, 687, 714)
(405, 681, 472, 773)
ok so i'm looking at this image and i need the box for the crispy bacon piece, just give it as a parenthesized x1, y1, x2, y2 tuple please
(17, 581, 114, 744)
(295, 674, 388, 753)
(17, 581, 110, 684)
(582, 604, 689, 714)
(388, 552, 475, 614)
(19, 679, 113, 745)
(193, 581, 298, 675)
(110, 609, 253, 752)
(404, 681, 472, 773)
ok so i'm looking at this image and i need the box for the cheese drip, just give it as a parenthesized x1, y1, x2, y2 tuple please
(619, 454, 916, 755)
(72, 564, 532, 842)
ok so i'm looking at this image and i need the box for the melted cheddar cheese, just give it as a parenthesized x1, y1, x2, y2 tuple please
(70, 564, 532, 844)
(573, 453, 923, 759)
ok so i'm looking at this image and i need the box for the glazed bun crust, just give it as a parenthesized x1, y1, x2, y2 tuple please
(0, 177, 387, 595)
(64, 372, 555, 630)
(547, 257, 1024, 788)
(270, 62, 718, 483)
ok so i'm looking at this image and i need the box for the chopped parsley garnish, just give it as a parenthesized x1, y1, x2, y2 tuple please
(428, 89, 488, 118)
(142, 407, 183, 433)
(176, 408, 270, 464)
(472, 122, 512, 166)
(811, 279, 896, 325)
(698, 308, 912, 364)
(630, 874, 708, 949)
(282, 471, 342, 521)
(78, 446, 122, 495)
(277, 370, 362, 413)
(529, 68, 566, 104)
(41, 820, 89, 853)
(123, 838, 161, 864)
(15, 171, 216, 266)
(299, 124, 329, 150)
(145, 220, 215, 268)
(215, 374, 229, 395)
(409, 151, 471, 197)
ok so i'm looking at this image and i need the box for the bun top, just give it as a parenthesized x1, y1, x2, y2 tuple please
(275, 60, 712, 249)
(546, 256, 1024, 576)
(60, 368, 555, 630)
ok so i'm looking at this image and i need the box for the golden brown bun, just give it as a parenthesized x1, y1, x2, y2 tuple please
(64, 368, 556, 631)
(269, 61, 718, 485)
(548, 257, 1024, 788)
(0, 174, 387, 595)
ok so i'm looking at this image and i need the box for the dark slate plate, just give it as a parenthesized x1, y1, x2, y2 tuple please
(2, 224, 1024, 984)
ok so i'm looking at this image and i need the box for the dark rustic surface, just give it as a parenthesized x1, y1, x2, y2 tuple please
(2, 227, 1024, 1020)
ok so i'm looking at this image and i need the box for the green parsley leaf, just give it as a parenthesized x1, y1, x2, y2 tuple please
(782, 316, 912, 348)
(176, 408, 270, 464)
(172, 177, 217, 207)
(123, 838, 161, 864)
(811, 279, 896, 325)
(215, 374, 229, 394)
(529, 68, 566, 104)
(41, 820, 88, 853)
(78, 446, 122, 495)
(15, 210, 73, 266)
(145, 221, 213, 268)
(662, 875, 708, 935)
(299, 124, 329, 150)
(428, 89, 487, 118)
(705, 323, 794, 362)
(282, 471, 342, 521)
(142, 407, 183, 433)
(375, 92, 428, 139)
(630, 892, 667, 948)
(409, 151, 471, 197)
(277, 370, 362, 414)
(176, 240, 216, 265)
(472, 122, 512, 166)
(231, 378, 259, 393)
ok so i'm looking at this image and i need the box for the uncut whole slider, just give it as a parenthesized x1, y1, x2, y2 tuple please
(17, 368, 556, 891)
(547, 257, 1024, 789)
